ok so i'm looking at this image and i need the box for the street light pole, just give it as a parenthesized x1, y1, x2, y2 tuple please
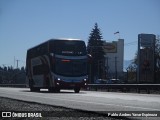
(115, 56, 118, 80)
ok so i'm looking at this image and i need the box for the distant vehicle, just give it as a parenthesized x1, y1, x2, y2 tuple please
(94, 79, 107, 84)
(26, 38, 88, 93)
(107, 79, 122, 84)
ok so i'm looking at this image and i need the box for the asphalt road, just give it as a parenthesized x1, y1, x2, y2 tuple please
(0, 87, 160, 118)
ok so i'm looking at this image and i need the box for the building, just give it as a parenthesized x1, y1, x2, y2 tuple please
(137, 34, 156, 83)
(103, 39, 124, 79)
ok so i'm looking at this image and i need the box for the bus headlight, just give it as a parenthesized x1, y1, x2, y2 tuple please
(84, 79, 87, 82)
(57, 83, 60, 85)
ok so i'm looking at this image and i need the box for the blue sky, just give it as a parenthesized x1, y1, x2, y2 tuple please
(0, 0, 160, 68)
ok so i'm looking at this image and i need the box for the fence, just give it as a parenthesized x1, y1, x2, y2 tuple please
(86, 84, 160, 94)
(0, 83, 160, 94)
(0, 84, 26, 88)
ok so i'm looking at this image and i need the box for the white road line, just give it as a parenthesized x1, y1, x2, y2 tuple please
(0, 91, 159, 111)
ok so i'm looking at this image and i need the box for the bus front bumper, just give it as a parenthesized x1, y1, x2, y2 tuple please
(55, 79, 87, 89)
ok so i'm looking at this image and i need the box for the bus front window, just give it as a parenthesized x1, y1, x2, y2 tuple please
(55, 58, 87, 77)
(54, 40, 87, 56)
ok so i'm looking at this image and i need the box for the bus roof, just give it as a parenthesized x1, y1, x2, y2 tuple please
(50, 38, 82, 41)
(27, 38, 83, 51)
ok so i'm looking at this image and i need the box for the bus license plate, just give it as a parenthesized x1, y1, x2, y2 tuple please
(70, 84, 75, 87)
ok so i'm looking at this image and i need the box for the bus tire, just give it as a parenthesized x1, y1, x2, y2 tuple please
(30, 87, 34, 92)
(48, 88, 54, 93)
(49, 88, 60, 93)
(30, 87, 40, 92)
(55, 88, 60, 93)
(74, 88, 80, 93)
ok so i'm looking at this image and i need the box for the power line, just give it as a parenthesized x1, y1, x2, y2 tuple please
(124, 41, 137, 46)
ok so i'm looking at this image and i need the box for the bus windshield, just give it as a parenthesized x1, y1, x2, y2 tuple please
(55, 58, 87, 77)
(54, 40, 87, 56)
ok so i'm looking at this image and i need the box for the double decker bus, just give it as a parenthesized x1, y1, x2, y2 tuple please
(26, 38, 88, 93)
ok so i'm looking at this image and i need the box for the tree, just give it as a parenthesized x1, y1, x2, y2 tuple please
(21, 66, 25, 72)
(126, 62, 137, 83)
(133, 51, 138, 65)
(155, 35, 160, 82)
(155, 35, 160, 69)
(87, 23, 106, 83)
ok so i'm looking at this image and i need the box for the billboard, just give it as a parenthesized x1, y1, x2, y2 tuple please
(103, 42, 117, 53)
(137, 34, 156, 83)
(138, 34, 155, 47)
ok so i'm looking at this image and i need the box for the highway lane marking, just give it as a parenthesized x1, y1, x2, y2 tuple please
(0, 91, 160, 111)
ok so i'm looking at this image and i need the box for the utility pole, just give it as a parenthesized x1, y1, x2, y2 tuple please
(115, 57, 118, 80)
(14, 56, 15, 68)
(16, 60, 20, 69)
(98, 60, 100, 79)
(106, 57, 109, 79)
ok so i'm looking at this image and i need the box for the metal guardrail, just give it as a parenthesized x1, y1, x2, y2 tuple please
(0, 84, 26, 88)
(86, 84, 160, 94)
(0, 84, 160, 94)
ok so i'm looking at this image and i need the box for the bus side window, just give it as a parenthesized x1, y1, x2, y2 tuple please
(33, 64, 49, 75)
(43, 64, 49, 74)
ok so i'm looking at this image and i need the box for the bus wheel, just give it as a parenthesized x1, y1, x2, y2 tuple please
(49, 88, 60, 93)
(74, 88, 80, 93)
(30, 87, 40, 92)
(55, 88, 60, 93)
(48, 88, 54, 93)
